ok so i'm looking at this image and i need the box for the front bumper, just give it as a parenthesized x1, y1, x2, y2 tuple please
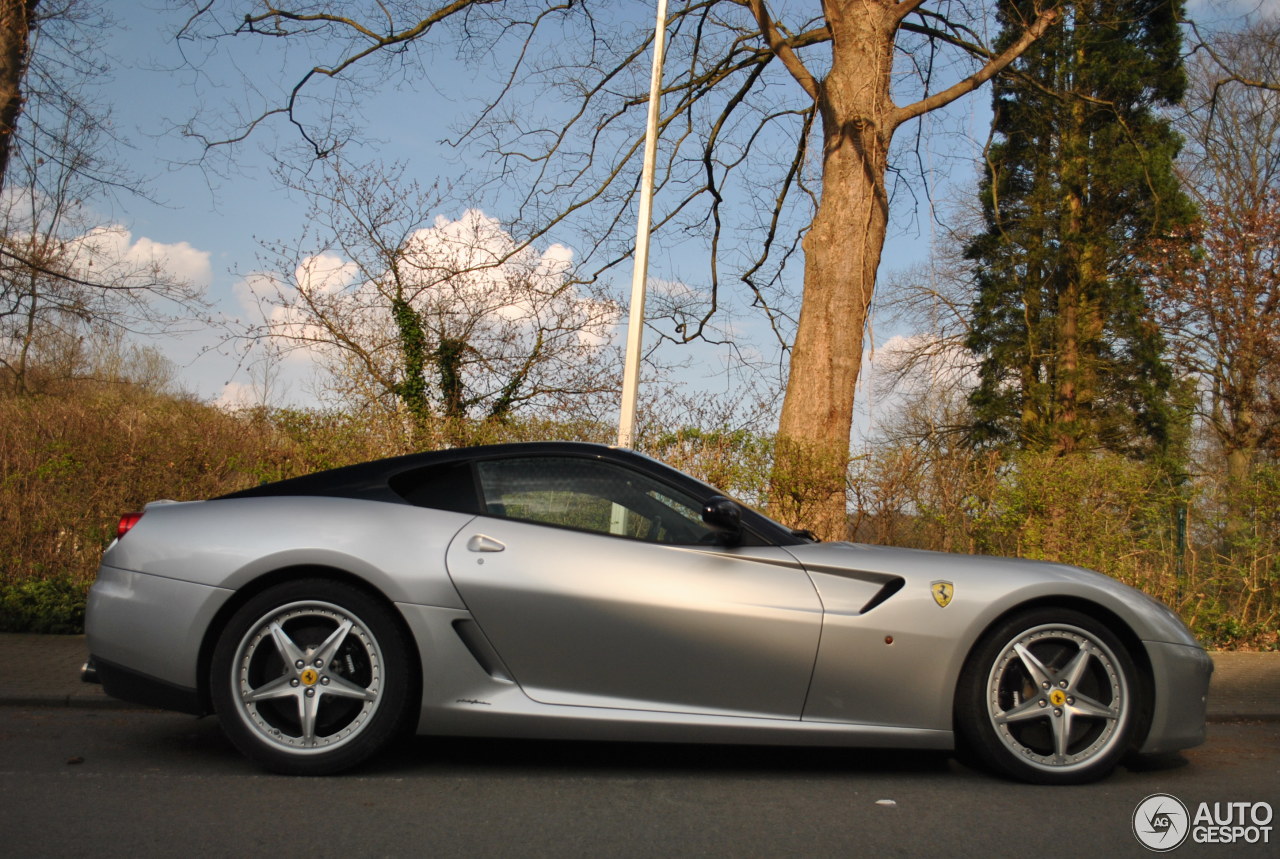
(1138, 640, 1214, 754)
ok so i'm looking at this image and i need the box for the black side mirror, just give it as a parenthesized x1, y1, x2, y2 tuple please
(701, 495, 743, 545)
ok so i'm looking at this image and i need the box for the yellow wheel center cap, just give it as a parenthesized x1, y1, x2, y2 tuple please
(1049, 689, 1066, 707)
(300, 668, 319, 687)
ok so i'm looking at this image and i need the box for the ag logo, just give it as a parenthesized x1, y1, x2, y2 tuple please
(1133, 793, 1190, 852)
(930, 580, 953, 608)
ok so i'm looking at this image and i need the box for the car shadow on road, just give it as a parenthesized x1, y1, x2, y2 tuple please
(364, 735, 964, 779)
(112, 712, 1194, 782)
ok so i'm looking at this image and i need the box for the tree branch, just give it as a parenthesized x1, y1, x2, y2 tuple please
(890, 6, 1059, 131)
(744, 0, 819, 101)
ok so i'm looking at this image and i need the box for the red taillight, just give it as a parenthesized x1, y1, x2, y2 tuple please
(117, 511, 144, 539)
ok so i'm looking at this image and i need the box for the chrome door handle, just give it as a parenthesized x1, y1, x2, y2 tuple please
(467, 534, 506, 553)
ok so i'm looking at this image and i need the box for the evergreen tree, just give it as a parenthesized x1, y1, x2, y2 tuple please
(965, 0, 1195, 456)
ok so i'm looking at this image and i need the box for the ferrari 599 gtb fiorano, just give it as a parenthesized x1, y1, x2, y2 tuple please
(84, 442, 1212, 783)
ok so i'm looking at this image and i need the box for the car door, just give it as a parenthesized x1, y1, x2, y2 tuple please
(444, 454, 823, 719)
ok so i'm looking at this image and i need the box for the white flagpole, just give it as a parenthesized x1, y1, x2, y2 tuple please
(616, 0, 668, 449)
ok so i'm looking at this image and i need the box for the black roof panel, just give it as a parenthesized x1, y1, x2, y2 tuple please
(216, 440, 802, 545)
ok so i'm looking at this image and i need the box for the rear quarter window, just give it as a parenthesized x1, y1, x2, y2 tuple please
(388, 462, 481, 513)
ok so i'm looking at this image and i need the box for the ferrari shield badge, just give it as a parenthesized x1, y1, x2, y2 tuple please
(931, 580, 954, 608)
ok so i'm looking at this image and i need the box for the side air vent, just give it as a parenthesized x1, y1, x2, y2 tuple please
(859, 577, 906, 614)
(451, 619, 516, 683)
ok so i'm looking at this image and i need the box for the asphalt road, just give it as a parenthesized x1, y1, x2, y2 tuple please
(1, 708, 1277, 858)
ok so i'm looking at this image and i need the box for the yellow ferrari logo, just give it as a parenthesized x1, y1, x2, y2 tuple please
(300, 668, 319, 686)
(1050, 689, 1067, 707)
(931, 581, 954, 608)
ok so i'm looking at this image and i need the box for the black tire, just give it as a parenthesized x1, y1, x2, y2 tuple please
(955, 607, 1139, 785)
(210, 578, 418, 775)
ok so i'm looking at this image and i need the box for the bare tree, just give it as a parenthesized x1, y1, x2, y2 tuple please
(0, 1, 132, 196)
(0, 0, 209, 393)
(0, 191, 206, 393)
(1177, 18, 1280, 471)
(1179, 18, 1280, 214)
(0, 92, 205, 394)
(0, 0, 37, 192)
(873, 221, 980, 399)
(1185, 14, 1280, 96)
(175, 1, 1060, 535)
(242, 160, 621, 444)
(1139, 21, 1280, 542)
(1145, 200, 1280, 475)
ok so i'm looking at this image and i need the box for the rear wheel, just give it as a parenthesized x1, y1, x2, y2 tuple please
(210, 579, 417, 775)
(956, 608, 1138, 784)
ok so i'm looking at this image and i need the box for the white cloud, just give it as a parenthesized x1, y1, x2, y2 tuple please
(0, 183, 214, 289)
(234, 209, 621, 406)
(234, 254, 360, 361)
(75, 225, 213, 288)
(394, 211, 617, 342)
(869, 332, 976, 394)
(538, 243, 575, 278)
(295, 253, 359, 298)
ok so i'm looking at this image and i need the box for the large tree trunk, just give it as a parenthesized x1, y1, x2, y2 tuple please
(0, 0, 37, 195)
(772, 5, 895, 539)
(1054, 41, 1091, 455)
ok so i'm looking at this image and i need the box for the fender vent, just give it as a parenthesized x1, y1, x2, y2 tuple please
(859, 577, 906, 614)
(451, 619, 515, 683)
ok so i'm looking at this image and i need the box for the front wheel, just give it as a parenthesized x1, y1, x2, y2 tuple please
(956, 608, 1139, 784)
(210, 579, 418, 775)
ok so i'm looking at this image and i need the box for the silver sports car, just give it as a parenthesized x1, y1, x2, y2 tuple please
(85, 441, 1212, 783)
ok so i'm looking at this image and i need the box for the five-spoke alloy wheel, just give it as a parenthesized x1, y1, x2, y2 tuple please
(957, 608, 1139, 784)
(211, 579, 417, 775)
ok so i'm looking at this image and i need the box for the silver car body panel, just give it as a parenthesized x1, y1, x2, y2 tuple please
(398, 602, 952, 749)
(102, 496, 473, 609)
(778, 543, 1207, 750)
(89, 496, 472, 692)
(86, 564, 232, 688)
(86, 448, 1210, 757)
(444, 517, 822, 718)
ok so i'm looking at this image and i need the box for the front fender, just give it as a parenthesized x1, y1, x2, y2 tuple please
(788, 543, 1202, 733)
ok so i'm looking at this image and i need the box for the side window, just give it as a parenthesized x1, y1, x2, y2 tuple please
(475, 457, 714, 544)
(388, 462, 480, 513)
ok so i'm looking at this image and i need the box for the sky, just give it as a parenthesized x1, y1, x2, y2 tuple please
(62, 0, 1275, 439)
(94, 4, 717, 410)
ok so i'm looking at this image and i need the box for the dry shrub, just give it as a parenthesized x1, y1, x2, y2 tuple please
(849, 435, 1277, 648)
(0, 382, 619, 631)
(0, 389, 402, 627)
(977, 452, 1184, 602)
(1180, 464, 1280, 649)
(3, 379, 1274, 647)
(645, 427, 775, 509)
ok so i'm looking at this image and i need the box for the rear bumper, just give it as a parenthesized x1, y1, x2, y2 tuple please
(89, 656, 206, 715)
(85, 564, 232, 710)
(1138, 640, 1214, 754)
